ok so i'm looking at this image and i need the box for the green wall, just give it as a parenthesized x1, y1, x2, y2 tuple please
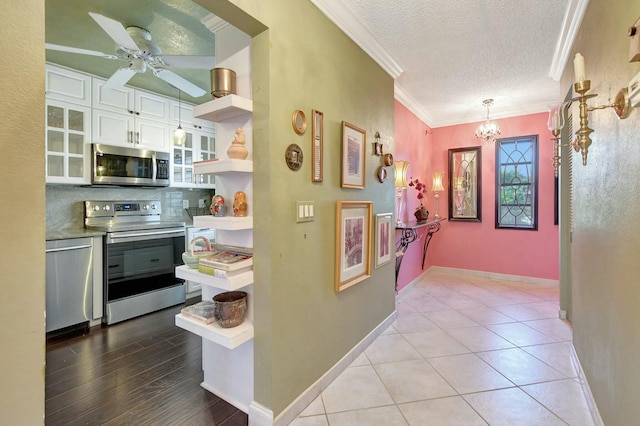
(564, 0, 640, 423)
(196, 0, 396, 417)
(0, 0, 46, 423)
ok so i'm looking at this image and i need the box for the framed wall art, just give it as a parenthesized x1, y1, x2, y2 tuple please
(335, 201, 372, 292)
(341, 121, 366, 189)
(374, 213, 393, 268)
(312, 109, 323, 182)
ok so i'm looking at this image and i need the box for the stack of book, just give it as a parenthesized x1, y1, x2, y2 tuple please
(197, 244, 253, 276)
(181, 301, 216, 324)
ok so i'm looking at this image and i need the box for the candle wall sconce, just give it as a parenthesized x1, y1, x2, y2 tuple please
(568, 52, 633, 167)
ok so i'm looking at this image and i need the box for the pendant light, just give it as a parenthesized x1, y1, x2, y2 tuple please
(475, 99, 501, 144)
(173, 89, 186, 145)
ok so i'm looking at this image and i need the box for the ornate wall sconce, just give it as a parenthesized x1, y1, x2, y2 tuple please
(569, 53, 633, 167)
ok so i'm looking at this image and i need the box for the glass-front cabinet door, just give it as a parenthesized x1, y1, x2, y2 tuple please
(196, 132, 216, 188)
(172, 131, 194, 187)
(45, 100, 90, 184)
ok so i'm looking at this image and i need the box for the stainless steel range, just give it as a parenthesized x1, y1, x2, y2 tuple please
(85, 200, 186, 325)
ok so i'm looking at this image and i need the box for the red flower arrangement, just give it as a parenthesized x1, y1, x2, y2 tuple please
(408, 177, 427, 203)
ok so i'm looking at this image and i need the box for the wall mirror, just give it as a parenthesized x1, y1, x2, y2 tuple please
(292, 110, 307, 135)
(448, 147, 481, 222)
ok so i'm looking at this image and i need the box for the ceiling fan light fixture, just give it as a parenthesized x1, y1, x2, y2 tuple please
(475, 99, 501, 144)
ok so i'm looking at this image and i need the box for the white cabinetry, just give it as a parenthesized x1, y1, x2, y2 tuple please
(45, 100, 91, 184)
(46, 64, 91, 106)
(174, 96, 254, 412)
(91, 78, 170, 151)
(170, 101, 217, 188)
(45, 64, 92, 184)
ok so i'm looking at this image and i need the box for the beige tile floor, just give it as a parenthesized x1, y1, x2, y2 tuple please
(291, 270, 594, 425)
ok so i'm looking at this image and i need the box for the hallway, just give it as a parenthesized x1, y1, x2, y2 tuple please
(292, 270, 593, 425)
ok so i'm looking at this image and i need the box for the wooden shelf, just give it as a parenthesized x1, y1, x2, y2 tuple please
(193, 215, 253, 230)
(193, 95, 253, 122)
(175, 314, 253, 349)
(193, 159, 252, 175)
(176, 265, 253, 290)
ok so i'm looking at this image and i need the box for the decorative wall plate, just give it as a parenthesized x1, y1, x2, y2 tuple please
(285, 143, 303, 170)
(383, 153, 394, 166)
(376, 166, 387, 183)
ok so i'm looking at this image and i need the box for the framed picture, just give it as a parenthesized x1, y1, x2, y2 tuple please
(374, 213, 393, 268)
(341, 121, 366, 189)
(335, 201, 372, 292)
(312, 109, 323, 182)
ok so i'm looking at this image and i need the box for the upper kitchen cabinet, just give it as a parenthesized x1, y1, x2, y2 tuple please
(91, 78, 170, 151)
(170, 100, 216, 188)
(45, 64, 91, 107)
(45, 99, 91, 184)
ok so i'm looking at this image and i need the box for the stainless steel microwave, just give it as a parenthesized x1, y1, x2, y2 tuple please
(91, 144, 170, 187)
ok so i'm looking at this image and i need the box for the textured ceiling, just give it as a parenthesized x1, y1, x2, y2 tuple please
(45, 0, 216, 104)
(322, 0, 573, 127)
(46, 0, 576, 126)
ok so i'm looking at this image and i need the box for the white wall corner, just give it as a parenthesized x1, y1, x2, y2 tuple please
(310, 0, 403, 79)
(548, 0, 590, 80)
(249, 401, 274, 426)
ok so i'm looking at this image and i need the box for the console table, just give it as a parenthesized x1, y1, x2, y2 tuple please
(395, 219, 444, 291)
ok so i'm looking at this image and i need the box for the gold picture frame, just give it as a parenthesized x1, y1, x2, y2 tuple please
(335, 201, 372, 292)
(312, 109, 323, 182)
(374, 213, 393, 268)
(341, 121, 366, 189)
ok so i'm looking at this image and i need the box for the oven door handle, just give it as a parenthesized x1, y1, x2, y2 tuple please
(107, 229, 184, 242)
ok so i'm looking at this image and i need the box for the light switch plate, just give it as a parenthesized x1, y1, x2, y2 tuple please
(296, 201, 315, 223)
(183, 200, 189, 209)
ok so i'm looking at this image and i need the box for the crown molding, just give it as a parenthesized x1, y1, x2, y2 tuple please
(548, 0, 590, 81)
(394, 83, 435, 127)
(201, 13, 229, 34)
(310, 0, 403, 78)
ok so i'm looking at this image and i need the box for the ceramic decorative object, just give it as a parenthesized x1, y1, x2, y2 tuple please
(210, 195, 226, 216)
(226, 127, 248, 160)
(212, 291, 247, 328)
(233, 191, 248, 217)
(414, 204, 429, 222)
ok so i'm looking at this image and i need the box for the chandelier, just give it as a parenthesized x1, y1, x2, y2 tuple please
(475, 99, 501, 143)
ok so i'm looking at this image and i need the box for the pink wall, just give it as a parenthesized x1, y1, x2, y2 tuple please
(394, 100, 559, 291)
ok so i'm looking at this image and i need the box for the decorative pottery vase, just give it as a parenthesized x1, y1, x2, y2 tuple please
(414, 204, 429, 222)
(227, 127, 248, 160)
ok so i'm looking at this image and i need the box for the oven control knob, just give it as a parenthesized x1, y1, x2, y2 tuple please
(103, 205, 111, 211)
(92, 205, 101, 212)
(151, 204, 157, 210)
(142, 204, 149, 210)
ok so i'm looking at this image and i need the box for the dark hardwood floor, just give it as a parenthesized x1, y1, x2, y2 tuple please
(45, 301, 248, 426)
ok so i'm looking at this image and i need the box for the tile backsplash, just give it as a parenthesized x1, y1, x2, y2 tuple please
(46, 185, 213, 232)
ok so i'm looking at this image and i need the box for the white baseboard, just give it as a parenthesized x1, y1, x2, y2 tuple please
(250, 310, 397, 426)
(570, 343, 604, 426)
(428, 266, 559, 286)
(248, 401, 273, 426)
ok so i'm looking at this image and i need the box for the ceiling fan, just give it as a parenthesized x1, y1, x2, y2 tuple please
(46, 12, 215, 97)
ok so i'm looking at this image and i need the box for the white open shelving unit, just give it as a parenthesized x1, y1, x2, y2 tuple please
(173, 35, 255, 410)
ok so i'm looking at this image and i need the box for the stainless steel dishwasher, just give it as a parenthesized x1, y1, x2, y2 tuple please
(46, 237, 93, 334)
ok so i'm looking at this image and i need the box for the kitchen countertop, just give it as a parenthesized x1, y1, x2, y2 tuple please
(46, 227, 105, 241)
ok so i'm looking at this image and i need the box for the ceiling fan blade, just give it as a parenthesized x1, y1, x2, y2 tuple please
(153, 69, 207, 97)
(103, 67, 138, 91)
(161, 55, 216, 70)
(45, 43, 118, 59)
(89, 12, 139, 51)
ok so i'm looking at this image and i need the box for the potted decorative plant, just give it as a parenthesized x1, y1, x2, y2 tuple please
(408, 177, 429, 222)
